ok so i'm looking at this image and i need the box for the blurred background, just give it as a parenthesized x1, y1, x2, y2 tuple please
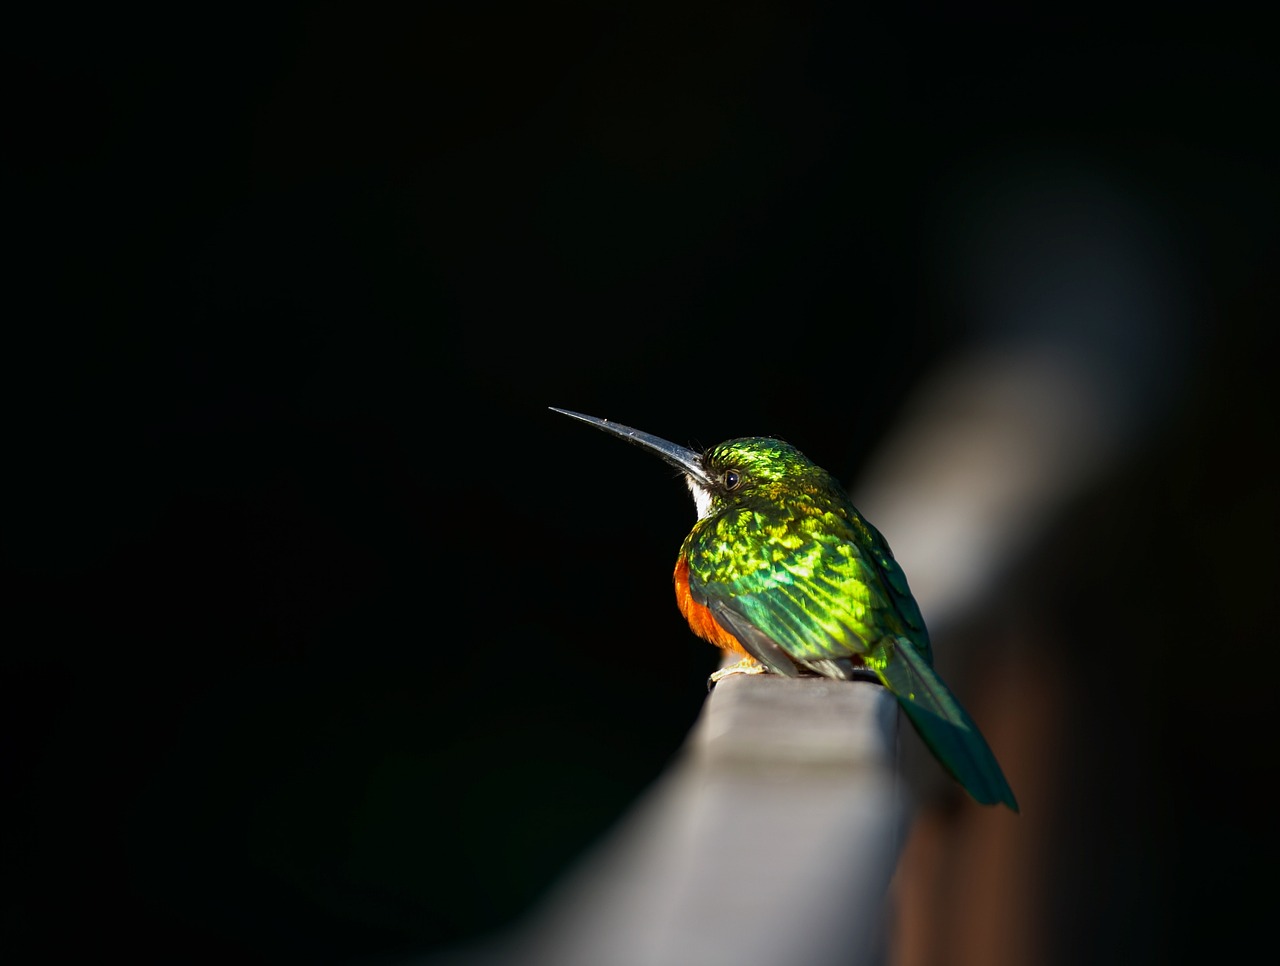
(5, 4, 1277, 964)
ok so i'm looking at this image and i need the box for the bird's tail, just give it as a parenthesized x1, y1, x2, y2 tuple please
(877, 636, 1019, 812)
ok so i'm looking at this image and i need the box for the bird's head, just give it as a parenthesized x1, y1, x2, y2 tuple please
(550, 408, 838, 521)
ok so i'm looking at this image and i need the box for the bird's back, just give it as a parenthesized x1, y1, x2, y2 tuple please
(680, 479, 933, 671)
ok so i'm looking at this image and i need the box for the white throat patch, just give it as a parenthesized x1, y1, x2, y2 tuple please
(685, 476, 713, 520)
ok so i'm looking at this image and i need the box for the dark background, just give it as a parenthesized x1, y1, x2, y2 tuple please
(5, 5, 1277, 964)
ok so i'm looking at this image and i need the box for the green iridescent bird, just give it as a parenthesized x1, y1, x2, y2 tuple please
(551, 407, 1018, 812)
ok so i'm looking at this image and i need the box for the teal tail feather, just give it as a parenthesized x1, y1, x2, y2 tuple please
(877, 636, 1019, 812)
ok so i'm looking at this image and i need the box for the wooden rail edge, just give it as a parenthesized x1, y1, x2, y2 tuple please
(424, 673, 907, 966)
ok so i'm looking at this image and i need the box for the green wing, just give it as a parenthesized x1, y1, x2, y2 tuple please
(685, 506, 928, 666)
(687, 506, 1018, 811)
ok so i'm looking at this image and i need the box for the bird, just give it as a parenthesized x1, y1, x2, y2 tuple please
(550, 407, 1018, 811)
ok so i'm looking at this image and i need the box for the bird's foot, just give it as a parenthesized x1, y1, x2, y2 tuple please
(707, 659, 769, 689)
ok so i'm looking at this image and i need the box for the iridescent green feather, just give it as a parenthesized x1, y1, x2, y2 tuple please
(682, 439, 1018, 811)
(548, 411, 1017, 812)
(872, 635, 1018, 809)
(686, 507, 903, 661)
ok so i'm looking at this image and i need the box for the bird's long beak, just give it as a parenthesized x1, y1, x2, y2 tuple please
(550, 408, 714, 487)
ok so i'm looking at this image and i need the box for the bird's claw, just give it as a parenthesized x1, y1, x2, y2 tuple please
(707, 659, 769, 690)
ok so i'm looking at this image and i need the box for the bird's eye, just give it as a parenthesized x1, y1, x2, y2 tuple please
(724, 469, 741, 490)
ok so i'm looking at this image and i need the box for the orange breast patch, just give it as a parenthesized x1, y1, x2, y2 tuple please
(673, 556, 751, 658)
